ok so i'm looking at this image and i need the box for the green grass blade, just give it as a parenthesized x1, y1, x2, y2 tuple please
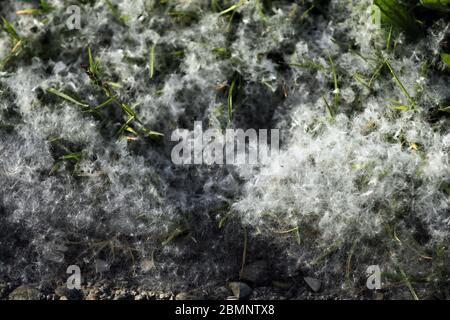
(47, 88, 90, 107)
(211, 0, 222, 12)
(117, 116, 135, 136)
(149, 43, 156, 79)
(1, 16, 21, 42)
(373, 0, 419, 35)
(120, 103, 136, 118)
(385, 60, 415, 108)
(140, 125, 164, 139)
(390, 105, 411, 111)
(322, 94, 334, 119)
(219, 0, 246, 16)
(228, 79, 236, 123)
(94, 96, 115, 110)
(328, 53, 339, 110)
(60, 152, 82, 161)
(162, 228, 188, 246)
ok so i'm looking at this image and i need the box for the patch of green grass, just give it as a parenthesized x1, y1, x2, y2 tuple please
(0, 17, 23, 69)
(373, 0, 420, 36)
(49, 48, 163, 140)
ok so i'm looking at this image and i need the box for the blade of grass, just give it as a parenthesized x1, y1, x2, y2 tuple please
(60, 152, 82, 161)
(353, 72, 372, 89)
(47, 88, 90, 107)
(300, 4, 315, 22)
(228, 78, 236, 123)
(219, 0, 246, 16)
(1, 17, 21, 42)
(139, 125, 164, 139)
(117, 116, 135, 136)
(290, 59, 327, 72)
(88, 47, 101, 76)
(385, 59, 415, 108)
(161, 228, 188, 246)
(368, 62, 385, 88)
(211, 0, 222, 12)
(322, 94, 334, 119)
(439, 105, 450, 113)
(16, 9, 41, 15)
(328, 53, 340, 111)
(94, 96, 116, 110)
(119, 103, 136, 118)
(239, 226, 248, 279)
(149, 43, 156, 79)
(390, 105, 411, 111)
(398, 264, 420, 300)
(16, 0, 54, 15)
(273, 226, 301, 245)
(373, 0, 419, 35)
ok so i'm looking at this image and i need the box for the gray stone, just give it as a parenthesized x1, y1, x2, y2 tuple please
(304, 277, 321, 292)
(228, 282, 252, 300)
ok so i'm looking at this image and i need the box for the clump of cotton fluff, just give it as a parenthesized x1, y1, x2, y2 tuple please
(0, 37, 9, 61)
(232, 0, 449, 288)
(234, 99, 449, 288)
(0, 63, 180, 283)
(0, 0, 448, 297)
(0, 0, 245, 288)
(231, 2, 301, 84)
